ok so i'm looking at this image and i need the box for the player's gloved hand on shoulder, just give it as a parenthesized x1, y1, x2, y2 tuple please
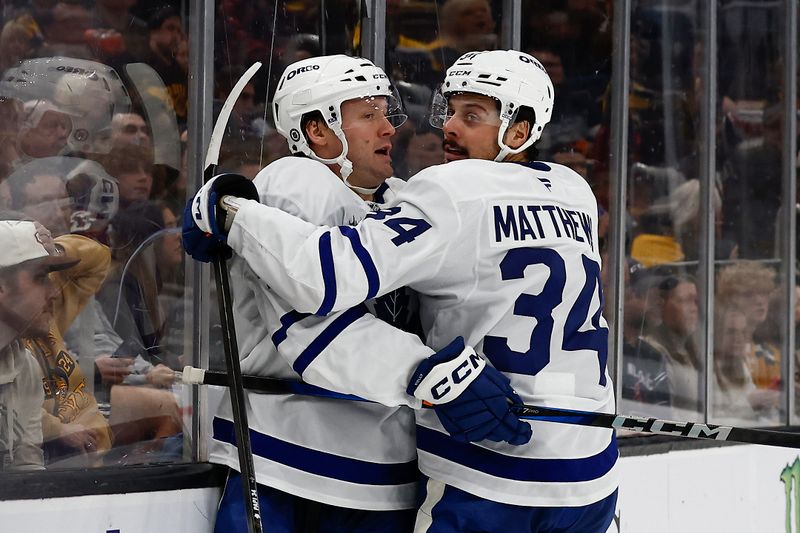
(182, 173, 258, 263)
(407, 337, 532, 446)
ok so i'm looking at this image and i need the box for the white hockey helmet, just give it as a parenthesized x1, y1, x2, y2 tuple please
(1, 57, 131, 154)
(65, 159, 119, 233)
(431, 50, 555, 162)
(272, 54, 406, 192)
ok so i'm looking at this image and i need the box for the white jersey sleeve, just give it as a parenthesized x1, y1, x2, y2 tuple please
(228, 167, 460, 315)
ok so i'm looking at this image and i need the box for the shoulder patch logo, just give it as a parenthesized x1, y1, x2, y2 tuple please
(538, 177, 552, 191)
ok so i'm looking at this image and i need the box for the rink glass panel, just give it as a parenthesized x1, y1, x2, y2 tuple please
(0, 0, 798, 484)
(0, 1, 191, 471)
(617, 0, 711, 425)
(712, 0, 790, 427)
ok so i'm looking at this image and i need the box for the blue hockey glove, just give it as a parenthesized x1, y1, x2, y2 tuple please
(407, 337, 532, 446)
(182, 198, 230, 263)
(182, 173, 258, 263)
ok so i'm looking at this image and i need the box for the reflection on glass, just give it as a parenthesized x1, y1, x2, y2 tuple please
(0, 1, 191, 471)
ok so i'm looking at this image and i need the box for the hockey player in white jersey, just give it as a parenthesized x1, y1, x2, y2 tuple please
(187, 49, 619, 532)
(182, 54, 530, 532)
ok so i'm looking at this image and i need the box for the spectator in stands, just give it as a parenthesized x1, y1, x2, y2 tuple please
(429, 0, 497, 72)
(110, 112, 152, 150)
(621, 264, 671, 409)
(97, 144, 154, 208)
(283, 33, 320, 64)
(214, 67, 258, 145)
(146, 6, 187, 124)
(0, 217, 60, 471)
(712, 306, 775, 423)
(527, 46, 599, 158)
(37, 1, 94, 60)
(5, 212, 115, 467)
(640, 275, 702, 413)
(716, 261, 782, 391)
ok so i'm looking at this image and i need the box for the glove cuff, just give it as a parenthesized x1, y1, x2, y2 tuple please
(407, 345, 486, 404)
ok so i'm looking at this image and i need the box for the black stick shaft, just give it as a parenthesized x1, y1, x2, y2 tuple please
(512, 405, 800, 449)
(212, 258, 263, 533)
(205, 162, 263, 533)
(193, 371, 800, 450)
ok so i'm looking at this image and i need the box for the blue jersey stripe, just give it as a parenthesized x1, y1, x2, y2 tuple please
(339, 226, 380, 300)
(416, 426, 617, 483)
(373, 182, 390, 203)
(272, 310, 312, 347)
(292, 304, 370, 375)
(213, 417, 419, 486)
(316, 232, 336, 315)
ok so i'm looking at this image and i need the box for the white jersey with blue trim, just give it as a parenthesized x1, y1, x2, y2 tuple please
(210, 156, 432, 511)
(228, 158, 618, 507)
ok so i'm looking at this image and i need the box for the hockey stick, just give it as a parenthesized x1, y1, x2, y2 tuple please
(181, 366, 367, 402)
(203, 62, 263, 533)
(181, 368, 800, 450)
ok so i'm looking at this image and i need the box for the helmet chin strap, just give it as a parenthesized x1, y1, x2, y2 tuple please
(331, 127, 380, 195)
(305, 126, 381, 195)
(343, 173, 380, 195)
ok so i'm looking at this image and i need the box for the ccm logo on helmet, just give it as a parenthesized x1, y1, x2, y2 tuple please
(286, 64, 319, 80)
(450, 70, 471, 76)
(429, 351, 483, 401)
(373, 73, 387, 79)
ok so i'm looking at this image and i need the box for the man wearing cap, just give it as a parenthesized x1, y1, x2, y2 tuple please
(0, 215, 114, 465)
(0, 218, 78, 470)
